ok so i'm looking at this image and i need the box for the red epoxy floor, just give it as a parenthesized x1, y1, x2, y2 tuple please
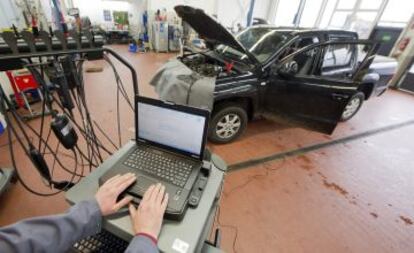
(214, 124, 414, 253)
(1, 45, 414, 252)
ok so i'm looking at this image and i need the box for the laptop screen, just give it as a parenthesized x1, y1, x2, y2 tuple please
(137, 99, 208, 159)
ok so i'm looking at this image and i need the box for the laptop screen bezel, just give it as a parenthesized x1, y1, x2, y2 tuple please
(135, 96, 210, 161)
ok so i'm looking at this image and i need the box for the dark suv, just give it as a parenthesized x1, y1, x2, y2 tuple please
(151, 5, 396, 143)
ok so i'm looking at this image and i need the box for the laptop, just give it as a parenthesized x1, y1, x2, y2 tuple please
(99, 96, 210, 220)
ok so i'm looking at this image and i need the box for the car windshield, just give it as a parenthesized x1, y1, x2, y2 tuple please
(215, 28, 290, 64)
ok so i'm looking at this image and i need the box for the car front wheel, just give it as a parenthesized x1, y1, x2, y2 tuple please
(340, 92, 365, 121)
(208, 104, 248, 144)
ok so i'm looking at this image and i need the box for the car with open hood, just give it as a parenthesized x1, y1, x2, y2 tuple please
(150, 5, 396, 144)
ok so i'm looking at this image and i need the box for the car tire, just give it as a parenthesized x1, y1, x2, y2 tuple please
(208, 103, 248, 144)
(340, 92, 365, 122)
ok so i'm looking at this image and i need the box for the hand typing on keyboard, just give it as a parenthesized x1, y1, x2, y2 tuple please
(95, 173, 137, 216)
(129, 183, 169, 240)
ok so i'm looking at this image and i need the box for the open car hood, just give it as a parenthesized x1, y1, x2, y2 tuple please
(174, 5, 259, 65)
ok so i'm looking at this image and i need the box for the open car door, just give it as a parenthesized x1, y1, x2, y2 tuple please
(263, 40, 379, 134)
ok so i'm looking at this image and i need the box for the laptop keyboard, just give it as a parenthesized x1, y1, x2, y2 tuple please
(123, 148, 193, 187)
(70, 230, 128, 252)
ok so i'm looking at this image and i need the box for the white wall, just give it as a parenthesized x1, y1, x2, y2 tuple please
(253, 0, 272, 21)
(68, 0, 270, 35)
(0, 0, 25, 29)
(217, 0, 271, 29)
(72, 0, 147, 35)
(147, 0, 216, 15)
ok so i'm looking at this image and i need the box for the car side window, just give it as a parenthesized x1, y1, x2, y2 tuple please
(283, 46, 321, 76)
(279, 42, 372, 79)
(320, 43, 371, 80)
(322, 44, 355, 69)
(278, 36, 320, 60)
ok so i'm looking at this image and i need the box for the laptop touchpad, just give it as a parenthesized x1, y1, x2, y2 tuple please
(128, 176, 156, 197)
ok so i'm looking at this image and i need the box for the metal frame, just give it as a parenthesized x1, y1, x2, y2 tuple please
(0, 47, 138, 98)
(326, 0, 389, 38)
(314, 0, 330, 28)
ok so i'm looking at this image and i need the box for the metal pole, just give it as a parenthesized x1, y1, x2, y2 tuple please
(293, 0, 306, 27)
(246, 0, 256, 26)
(314, 0, 329, 28)
(366, 0, 389, 39)
(327, 0, 340, 27)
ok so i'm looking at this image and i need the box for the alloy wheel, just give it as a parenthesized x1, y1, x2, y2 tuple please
(215, 113, 241, 139)
(342, 97, 361, 119)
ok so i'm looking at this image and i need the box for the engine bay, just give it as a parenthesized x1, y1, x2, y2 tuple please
(180, 54, 234, 77)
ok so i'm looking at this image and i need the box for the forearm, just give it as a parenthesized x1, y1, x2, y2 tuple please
(0, 199, 102, 253)
(125, 234, 159, 253)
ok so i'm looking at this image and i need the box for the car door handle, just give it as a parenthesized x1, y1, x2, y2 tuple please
(332, 93, 350, 101)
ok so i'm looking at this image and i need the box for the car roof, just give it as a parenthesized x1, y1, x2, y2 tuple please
(248, 25, 358, 37)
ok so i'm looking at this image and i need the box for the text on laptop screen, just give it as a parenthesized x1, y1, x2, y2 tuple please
(137, 102, 206, 156)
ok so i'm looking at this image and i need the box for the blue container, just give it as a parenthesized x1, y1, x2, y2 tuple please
(128, 43, 138, 53)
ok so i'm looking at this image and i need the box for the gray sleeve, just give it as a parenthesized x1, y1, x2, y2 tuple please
(125, 236, 159, 253)
(0, 199, 102, 253)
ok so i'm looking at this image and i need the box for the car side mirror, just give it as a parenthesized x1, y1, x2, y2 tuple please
(277, 60, 299, 77)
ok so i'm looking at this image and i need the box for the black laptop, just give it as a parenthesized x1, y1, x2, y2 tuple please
(99, 96, 209, 220)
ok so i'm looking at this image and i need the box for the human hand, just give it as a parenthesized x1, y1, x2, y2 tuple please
(129, 183, 169, 239)
(95, 173, 137, 216)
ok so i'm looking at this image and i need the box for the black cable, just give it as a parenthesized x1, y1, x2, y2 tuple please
(70, 83, 96, 171)
(36, 60, 102, 171)
(116, 82, 122, 146)
(50, 142, 60, 179)
(92, 120, 118, 150)
(52, 93, 112, 157)
(44, 147, 92, 167)
(69, 64, 95, 164)
(1, 92, 85, 178)
(103, 55, 134, 109)
(12, 112, 84, 178)
(70, 59, 116, 172)
(37, 90, 47, 151)
(75, 145, 98, 167)
(0, 56, 118, 196)
(76, 61, 104, 162)
(0, 50, 135, 196)
(41, 127, 52, 154)
(104, 54, 136, 148)
(1, 98, 73, 196)
(70, 79, 95, 171)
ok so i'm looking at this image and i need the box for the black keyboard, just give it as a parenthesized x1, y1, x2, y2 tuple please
(70, 230, 128, 253)
(123, 148, 193, 187)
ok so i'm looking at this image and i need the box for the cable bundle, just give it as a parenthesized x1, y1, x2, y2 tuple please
(0, 52, 134, 196)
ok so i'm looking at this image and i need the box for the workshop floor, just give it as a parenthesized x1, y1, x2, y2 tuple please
(1, 45, 413, 253)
